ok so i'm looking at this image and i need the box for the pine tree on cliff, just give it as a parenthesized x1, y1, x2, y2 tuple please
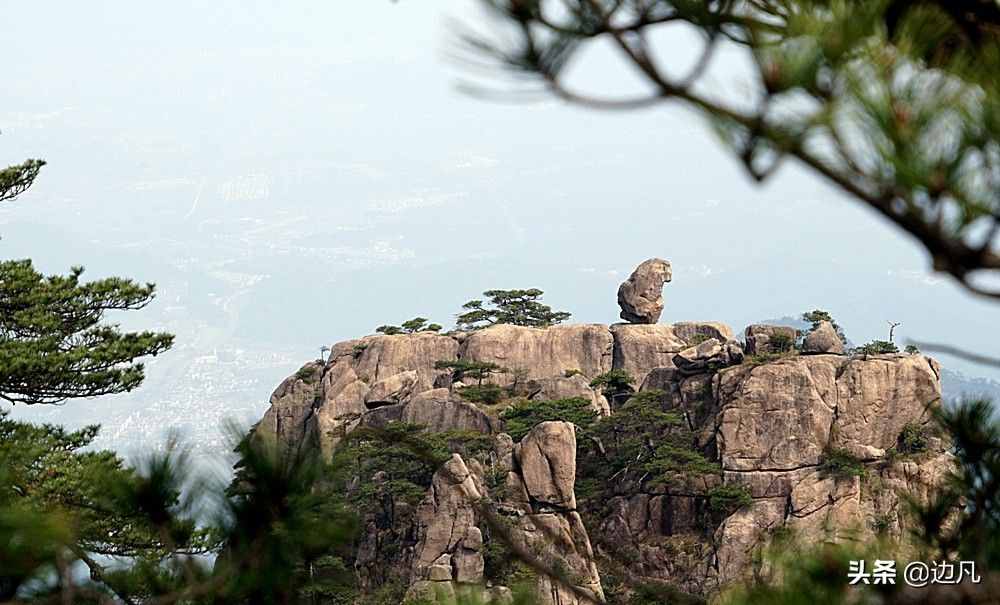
(457, 288, 571, 330)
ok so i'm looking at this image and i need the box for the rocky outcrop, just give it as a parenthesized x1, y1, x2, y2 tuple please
(504, 422, 605, 605)
(610, 322, 735, 386)
(402, 389, 496, 434)
(711, 353, 948, 584)
(256, 361, 323, 457)
(617, 258, 672, 324)
(516, 421, 578, 510)
(407, 454, 485, 599)
(717, 354, 940, 468)
(258, 317, 950, 602)
(800, 321, 844, 355)
(402, 422, 602, 605)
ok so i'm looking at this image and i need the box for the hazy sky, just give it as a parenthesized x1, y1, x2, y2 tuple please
(4, 2, 1000, 453)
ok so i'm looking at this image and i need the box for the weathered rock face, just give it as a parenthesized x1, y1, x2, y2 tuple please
(401, 423, 603, 605)
(717, 354, 940, 468)
(610, 324, 687, 387)
(409, 455, 484, 589)
(505, 422, 604, 605)
(617, 258, 672, 324)
(461, 324, 613, 382)
(711, 353, 948, 585)
(672, 338, 744, 376)
(402, 389, 496, 434)
(800, 321, 845, 355)
(256, 361, 323, 457)
(258, 320, 950, 602)
(515, 421, 578, 510)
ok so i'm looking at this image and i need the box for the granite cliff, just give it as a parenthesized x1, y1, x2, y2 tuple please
(255, 260, 951, 603)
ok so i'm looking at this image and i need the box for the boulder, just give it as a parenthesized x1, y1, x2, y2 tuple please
(460, 324, 613, 382)
(717, 354, 941, 470)
(800, 321, 845, 355)
(617, 258, 672, 324)
(609, 324, 687, 386)
(672, 339, 742, 376)
(515, 421, 578, 510)
(402, 389, 495, 434)
(365, 370, 419, 407)
(672, 321, 734, 344)
(744, 324, 799, 355)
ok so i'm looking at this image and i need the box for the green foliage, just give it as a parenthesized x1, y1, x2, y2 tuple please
(580, 389, 720, 502)
(481, 519, 537, 590)
(0, 413, 213, 603)
(295, 364, 320, 383)
(589, 369, 635, 396)
(0, 260, 174, 405)
(897, 422, 932, 454)
(434, 359, 507, 384)
(910, 398, 1000, 568)
(708, 484, 753, 515)
(217, 432, 358, 604)
(457, 288, 571, 330)
(563, 368, 582, 378)
(501, 397, 597, 442)
(818, 448, 867, 479)
(719, 540, 877, 605)
(456, 384, 507, 406)
(854, 340, 899, 355)
(0, 421, 357, 603)
(627, 580, 704, 605)
(801, 310, 832, 327)
(769, 332, 795, 353)
(332, 423, 492, 510)
(0, 158, 45, 202)
(743, 352, 789, 366)
(375, 317, 443, 335)
(905, 344, 920, 354)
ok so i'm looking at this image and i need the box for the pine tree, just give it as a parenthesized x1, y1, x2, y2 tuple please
(457, 288, 571, 330)
(0, 260, 174, 405)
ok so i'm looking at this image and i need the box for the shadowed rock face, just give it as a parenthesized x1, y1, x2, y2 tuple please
(617, 258, 672, 324)
(257, 321, 950, 601)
